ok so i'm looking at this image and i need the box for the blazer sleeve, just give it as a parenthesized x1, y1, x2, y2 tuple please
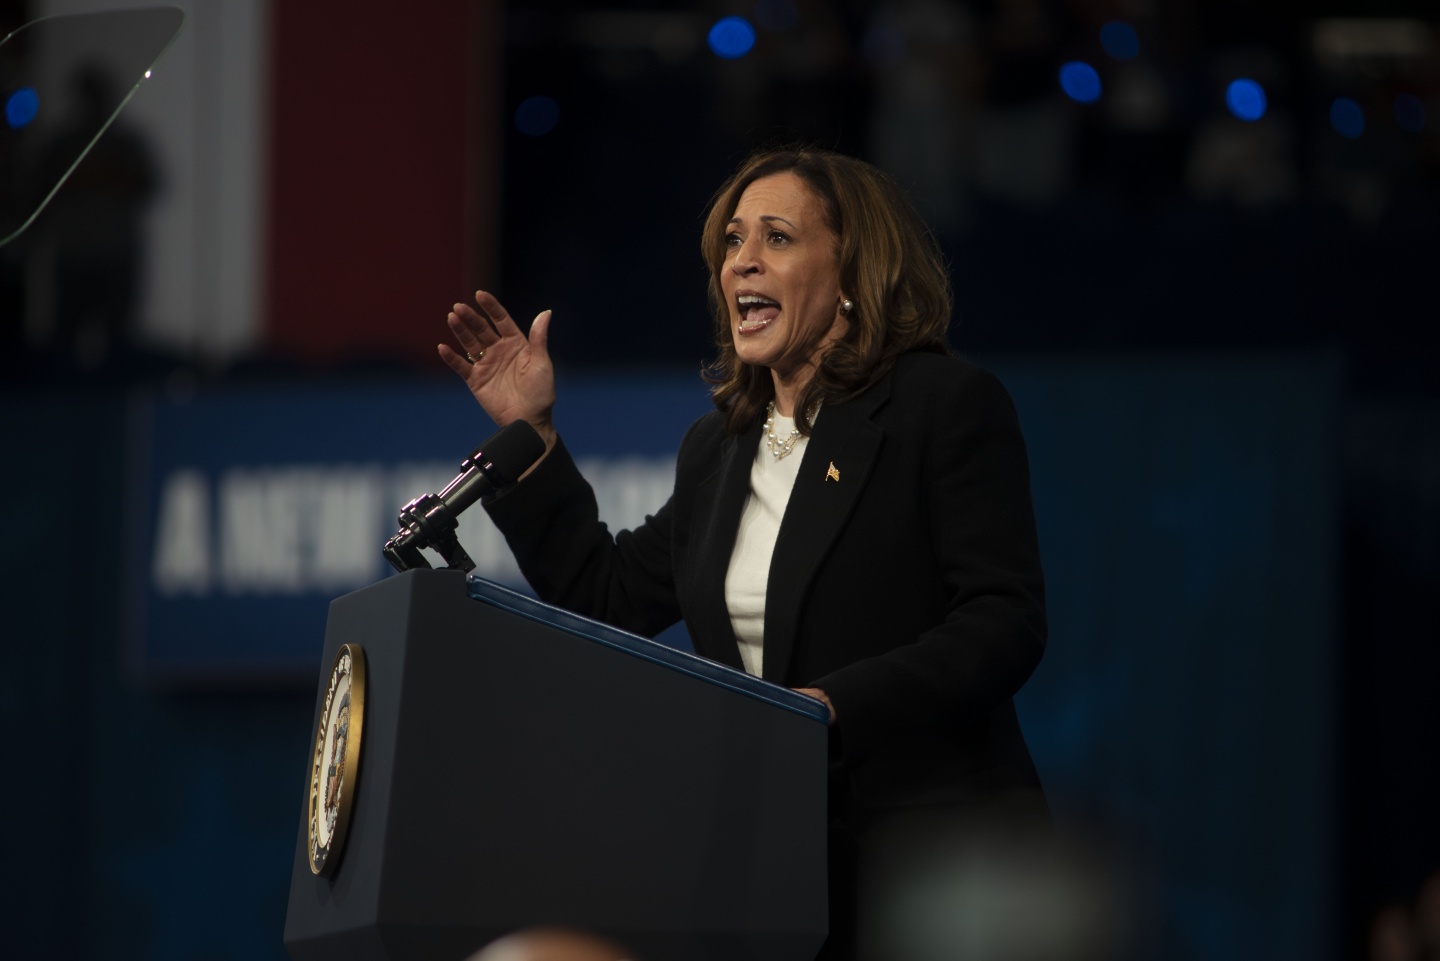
(483, 435, 682, 638)
(809, 365, 1047, 767)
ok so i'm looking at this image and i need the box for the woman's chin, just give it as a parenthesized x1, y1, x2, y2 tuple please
(733, 322, 781, 364)
(733, 344, 777, 371)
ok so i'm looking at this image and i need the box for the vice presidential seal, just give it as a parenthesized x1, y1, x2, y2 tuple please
(308, 644, 366, 876)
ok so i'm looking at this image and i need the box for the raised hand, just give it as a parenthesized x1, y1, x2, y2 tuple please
(439, 291, 558, 456)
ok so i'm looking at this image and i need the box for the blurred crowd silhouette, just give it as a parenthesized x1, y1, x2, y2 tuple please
(3, 0, 1436, 388)
(1371, 870, 1440, 961)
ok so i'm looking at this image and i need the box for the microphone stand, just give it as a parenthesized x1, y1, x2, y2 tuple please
(381, 420, 543, 575)
(383, 493, 476, 573)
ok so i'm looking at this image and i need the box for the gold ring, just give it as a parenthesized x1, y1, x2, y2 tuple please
(467, 349, 484, 363)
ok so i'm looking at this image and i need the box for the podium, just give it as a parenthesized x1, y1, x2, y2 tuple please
(283, 569, 830, 961)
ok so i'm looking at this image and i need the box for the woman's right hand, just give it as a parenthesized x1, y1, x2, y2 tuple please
(439, 291, 558, 457)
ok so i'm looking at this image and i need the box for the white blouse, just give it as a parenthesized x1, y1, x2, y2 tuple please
(724, 407, 809, 676)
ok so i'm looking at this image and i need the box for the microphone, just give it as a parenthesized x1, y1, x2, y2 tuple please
(383, 420, 546, 573)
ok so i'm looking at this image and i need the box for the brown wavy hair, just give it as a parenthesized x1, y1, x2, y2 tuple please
(701, 148, 952, 435)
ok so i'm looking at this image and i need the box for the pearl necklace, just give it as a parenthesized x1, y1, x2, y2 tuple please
(763, 402, 802, 460)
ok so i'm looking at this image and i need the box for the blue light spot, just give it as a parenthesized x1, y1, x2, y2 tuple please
(1394, 93, 1425, 133)
(708, 16, 756, 59)
(5, 86, 39, 129)
(1330, 97, 1364, 139)
(1099, 22, 1139, 61)
(515, 95, 559, 137)
(1225, 79, 1267, 122)
(1059, 62, 1102, 104)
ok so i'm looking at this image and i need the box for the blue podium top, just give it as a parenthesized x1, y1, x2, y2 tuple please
(467, 575, 831, 724)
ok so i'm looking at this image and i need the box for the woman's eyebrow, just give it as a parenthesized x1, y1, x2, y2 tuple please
(727, 214, 799, 229)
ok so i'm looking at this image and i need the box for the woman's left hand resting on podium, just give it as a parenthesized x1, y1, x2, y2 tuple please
(438, 290, 559, 476)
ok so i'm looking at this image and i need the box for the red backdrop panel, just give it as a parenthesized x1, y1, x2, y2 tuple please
(265, 1, 498, 367)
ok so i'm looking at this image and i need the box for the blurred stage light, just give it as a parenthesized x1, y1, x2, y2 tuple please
(1059, 62, 1102, 104)
(1330, 97, 1364, 138)
(1394, 93, 1425, 133)
(708, 16, 756, 59)
(515, 95, 559, 137)
(754, 0, 799, 33)
(1100, 22, 1139, 61)
(5, 87, 39, 129)
(1225, 79, 1267, 121)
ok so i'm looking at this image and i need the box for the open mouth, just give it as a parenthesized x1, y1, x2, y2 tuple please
(736, 293, 780, 333)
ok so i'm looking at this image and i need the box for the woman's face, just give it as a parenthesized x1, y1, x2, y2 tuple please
(720, 172, 846, 385)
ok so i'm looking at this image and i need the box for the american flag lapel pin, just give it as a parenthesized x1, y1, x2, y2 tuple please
(825, 462, 840, 483)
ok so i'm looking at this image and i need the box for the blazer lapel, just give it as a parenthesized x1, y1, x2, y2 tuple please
(762, 377, 892, 683)
(683, 419, 761, 671)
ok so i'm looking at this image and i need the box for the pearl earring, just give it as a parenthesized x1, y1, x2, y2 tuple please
(840, 298, 854, 315)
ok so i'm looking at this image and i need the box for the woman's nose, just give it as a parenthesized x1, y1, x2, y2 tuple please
(731, 237, 762, 274)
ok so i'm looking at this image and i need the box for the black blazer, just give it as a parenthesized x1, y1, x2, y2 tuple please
(486, 352, 1047, 814)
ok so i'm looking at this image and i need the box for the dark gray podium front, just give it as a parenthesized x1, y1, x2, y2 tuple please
(283, 569, 829, 961)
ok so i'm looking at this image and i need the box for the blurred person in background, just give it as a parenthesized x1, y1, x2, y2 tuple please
(467, 927, 638, 961)
(31, 61, 157, 371)
(1364, 869, 1440, 961)
(441, 147, 1049, 961)
(1371, 904, 1419, 961)
(1417, 870, 1440, 961)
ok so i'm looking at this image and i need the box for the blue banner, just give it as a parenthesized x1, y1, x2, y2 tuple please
(124, 373, 713, 683)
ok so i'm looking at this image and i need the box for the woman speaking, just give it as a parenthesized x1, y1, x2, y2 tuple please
(438, 148, 1048, 959)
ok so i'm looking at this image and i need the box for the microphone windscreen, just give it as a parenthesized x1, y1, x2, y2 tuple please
(476, 420, 547, 486)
